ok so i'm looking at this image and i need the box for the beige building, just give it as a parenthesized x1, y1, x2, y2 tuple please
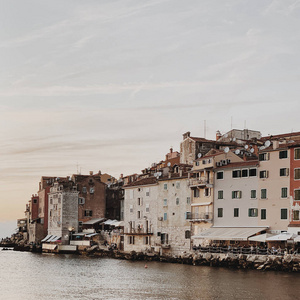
(258, 143, 291, 233)
(189, 150, 243, 241)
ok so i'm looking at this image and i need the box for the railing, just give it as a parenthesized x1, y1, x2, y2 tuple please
(189, 179, 208, 186)
(125, 227, 153, 235)
(192, 246, 299, 256)
(186, 212, 213, 221)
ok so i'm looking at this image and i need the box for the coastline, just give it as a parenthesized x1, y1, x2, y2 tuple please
(7, 244, 300, 273)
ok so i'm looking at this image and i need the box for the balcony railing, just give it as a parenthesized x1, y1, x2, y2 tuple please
(125, 227, 153, 235)
(189, 179, 208, 187)
(186, 212, 213, 221)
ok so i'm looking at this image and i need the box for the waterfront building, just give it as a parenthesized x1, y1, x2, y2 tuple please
(72, 172, 106, 231)
(123, 177, 158, 253)
(288, 141, 300, 236)
(257, 141, 291, 233)
(156, 165, 192, 255)
(48, 178, 79, 244)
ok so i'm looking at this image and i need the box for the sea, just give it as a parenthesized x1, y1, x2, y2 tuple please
(1, 248, 299, 300)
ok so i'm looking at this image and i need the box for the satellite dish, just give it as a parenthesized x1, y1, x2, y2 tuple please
(235, 149, 240, 155)
(264, 140, 271, 147)
(167, 162, 171, 167)
(158, 172, 162, 176)
(197, 153, 202, 158)
(259, 146, 265, 151)
(233, 137, 236, 142)
(224, 134, 228, 138)
(250, 148, 255, 153)
(189, 161, 194, 164)
(224, 147, 230, 153)
(244, 145, 249, 150)
(154, 173, 157, 177)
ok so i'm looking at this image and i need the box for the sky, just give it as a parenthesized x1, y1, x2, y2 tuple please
(1, 0, 300, 238)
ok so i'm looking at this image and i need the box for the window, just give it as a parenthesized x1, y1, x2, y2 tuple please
(163, 212, 167, 221)
(82, 187, 87, 193)
(185, 230, 191, 239)
(176, 182, 180, 189)
(129, 205, 133, 213)
(259, 170, 268, 179)
(261, 209, 266, 220)
(232, 170, 241, 178)
(145, 204, 150, 213)
(129, 236, 135, 244)
(137, 211, 141, 219)
(33, 199, 37, 204)
(217, 208, 223, 218)
(248, 208, 258, 217)
(144, 236, 149, 244)
(194, 189, 199, 198)
(216, 171, 224, 180)
(261, 189, 267, 199)
(281, 208, 288, 220)
(195, 161, 200, 166)
(185, 212, 191, 219)
(163, 199, 167, 206)
(176, 198, 179, 205)
(145, 188, 150, 197)
(164, 183, 168, 190)
(234, 208, 239, 217)
(295, 149, 300, 160)
(251, 190, 257, 199)
(280, 168, 289, 177)
(259, 153, 269, 161)
(281, 188, 288, 198)
(50, 198, 53, 205)
(78, 197, 85, 205)
(295, 169, 300, 180)
(90, 187, 94, 194)
(218, 190, 223, 199)
(137, 198, 142, 205)
(295, 190, 300, 200)
(249, 168, 257, 177)
(242, 169, 248, 177)
(186, 197, 191, 204)
(84, 210, 92, 217)
(161, 233, 168, 244)
(202, 160, 206, 165)
(293, 210, 299, 221)
(232, 191, 242, 199)
(279, 150, 288, 159)
(204, 188, 209, 197)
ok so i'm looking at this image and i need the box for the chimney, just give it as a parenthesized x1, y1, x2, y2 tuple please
(216, 130, 222, 141)
(170, 147, 173, 153)
(183, 131, 191, 140)
(89, 171, 93, 175)
(179, 169, 183, 177)
(273, 140, 279, 149)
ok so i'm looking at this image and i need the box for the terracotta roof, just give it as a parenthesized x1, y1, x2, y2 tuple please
(216, 160, 259, 169)
(124, 177, 157, 187)
(261, 131, 300, 140)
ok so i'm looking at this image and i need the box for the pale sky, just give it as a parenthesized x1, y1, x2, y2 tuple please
(1, 0, 300, 238)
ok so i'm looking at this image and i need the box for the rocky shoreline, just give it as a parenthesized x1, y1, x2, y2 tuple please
(9, 244, 300, 272)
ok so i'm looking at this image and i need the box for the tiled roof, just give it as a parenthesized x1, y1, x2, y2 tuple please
(124, 177, 157, 187)
(261, 131, 300, 140)
(216, 160, 259, 169)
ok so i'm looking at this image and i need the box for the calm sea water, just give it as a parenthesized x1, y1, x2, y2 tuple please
(0, 248, 299, 300)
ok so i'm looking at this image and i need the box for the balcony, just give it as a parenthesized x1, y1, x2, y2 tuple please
(189, 179, 213, 188)
(186, 212, 213, 222)
(125, 227, 153, 235)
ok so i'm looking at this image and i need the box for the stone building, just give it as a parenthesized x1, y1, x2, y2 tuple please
(48, 179, 79, 244)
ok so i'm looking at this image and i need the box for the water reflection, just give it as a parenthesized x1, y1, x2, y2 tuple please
(1, 250, 299, 300)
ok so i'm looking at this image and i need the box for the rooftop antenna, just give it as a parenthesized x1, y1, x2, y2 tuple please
(231, 116, 233, 130)
(244, 120, 246, 129)
(204, 120, 206, 138)
(76, 162, 79, 174)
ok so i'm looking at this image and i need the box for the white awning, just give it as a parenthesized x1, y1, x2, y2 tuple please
(112, 221, 125, 227)
(85, 233, 99, 238)
(294, 235, 300, 242)
(191, 202, 212, 207)
(248, 233, 276, 242)
(51, 236, 61, 242)
(41, 235, 52, 242)
(192, 227, 268, 241)
(47, 235, 59, 242)
(266, 232, 296, 241)
(83, 218, 106, 225)
(103, 219, 118, 225)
